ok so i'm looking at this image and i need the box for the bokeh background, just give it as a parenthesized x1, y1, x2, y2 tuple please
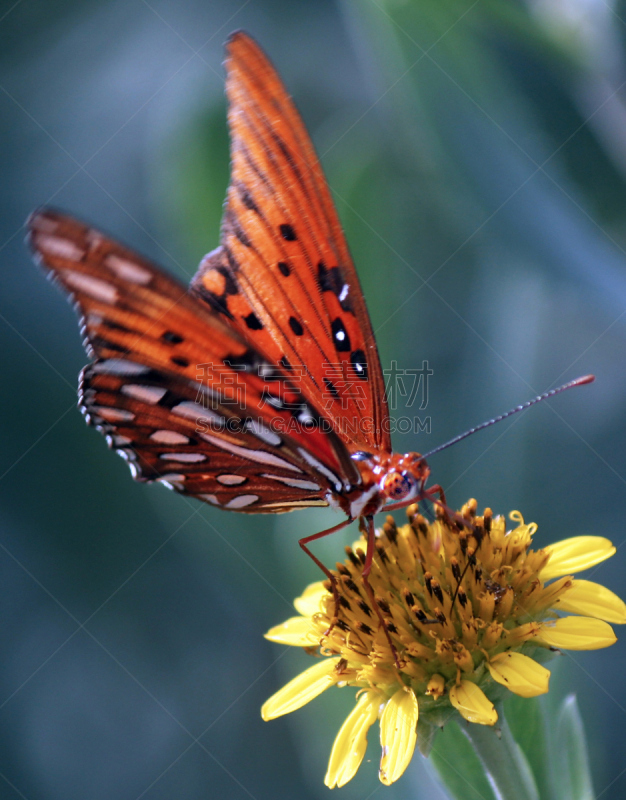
(2, 1, 626, 798)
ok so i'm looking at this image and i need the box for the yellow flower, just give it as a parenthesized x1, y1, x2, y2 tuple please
(262, 501, 625, 787)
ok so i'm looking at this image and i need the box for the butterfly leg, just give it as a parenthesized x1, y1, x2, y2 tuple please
(361, 515, 401, 668)
(299, 517, 354, 630)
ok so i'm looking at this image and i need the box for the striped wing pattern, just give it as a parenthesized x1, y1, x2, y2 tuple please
(28, 209, 360, 511)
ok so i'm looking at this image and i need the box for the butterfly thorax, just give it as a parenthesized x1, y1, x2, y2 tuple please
(340, 451, 430, 519)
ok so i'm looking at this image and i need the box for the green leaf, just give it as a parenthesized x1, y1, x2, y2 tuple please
(430, 720, 497, 800)
(553, 695, 595, 800)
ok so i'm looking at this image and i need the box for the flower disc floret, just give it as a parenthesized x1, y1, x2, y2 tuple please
(262, 500, 625, 787)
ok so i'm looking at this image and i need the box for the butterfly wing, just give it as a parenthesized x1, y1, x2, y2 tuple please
(80, 362, 332, 512)
(28, 208, 361, 510)
(191, 32, 391, 454)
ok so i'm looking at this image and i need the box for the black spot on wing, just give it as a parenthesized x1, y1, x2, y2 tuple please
(244, 312, 263, 330)
(171, 356, 190, 368)
(162, 331, 184, 345)
(279, 224, 297, 241)
(224, 349, 266, 373)
(324, 378, 340, 400)
(318, 261, 353, 312)
(350, 349, 368, 380)
(278, 261, 291, 277)
(331, 318, 351, 352)
(289, 317, 303, 336)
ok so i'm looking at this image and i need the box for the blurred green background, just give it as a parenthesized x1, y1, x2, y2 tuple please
(2, 1, 626, 797)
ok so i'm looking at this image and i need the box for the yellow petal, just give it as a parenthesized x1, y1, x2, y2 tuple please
(541, 536, 615, 580)
(293, 581, 327, 616)
(325, 690, 380, 789)
(554, 579, 626, 624)
(449, 681, 498, 725)
(379, 688, 419, 786)
(487, 652, 550, 698)
(261, 657, 341, 720)
(264, 616, 321, 646)
(536, 616, 617, 650)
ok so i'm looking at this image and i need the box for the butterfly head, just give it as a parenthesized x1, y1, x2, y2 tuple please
(380, 452, 430, 504)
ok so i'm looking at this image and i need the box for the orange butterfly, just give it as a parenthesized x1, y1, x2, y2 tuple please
(27, 32, 591, 647)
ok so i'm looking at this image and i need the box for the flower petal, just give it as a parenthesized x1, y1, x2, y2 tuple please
(554, 579, 626, 624)
(264, 616, 321, 646)
(379, 688, 419, 786)
(541, 536, 615, 580)
(449, 680, 498, 725)
(261, 657, 341, 720)
(536, 616, 617, 650)
(487, 652, 550, 698)
(325, 690, 380, 788)
(293, 581, 327, 616)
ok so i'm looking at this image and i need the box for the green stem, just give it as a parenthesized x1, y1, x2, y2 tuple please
(461, 708, 539, 800)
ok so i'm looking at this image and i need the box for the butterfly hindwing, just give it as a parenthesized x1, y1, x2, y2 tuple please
(191, 32, 391, 453)
(28, 208, 361, 510)
(80, 361, 333, 511)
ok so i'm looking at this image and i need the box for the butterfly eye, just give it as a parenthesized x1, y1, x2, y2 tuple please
(383, 472, 413, 501)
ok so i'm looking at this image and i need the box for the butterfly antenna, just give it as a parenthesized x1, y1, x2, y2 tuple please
(421, 374, 595, 460)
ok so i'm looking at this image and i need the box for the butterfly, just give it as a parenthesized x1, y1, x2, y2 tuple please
(26, 31, 479, 646)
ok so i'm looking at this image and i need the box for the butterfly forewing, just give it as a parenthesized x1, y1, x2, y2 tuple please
(29, 209, 360, 510)
(191, 32, 390, 454)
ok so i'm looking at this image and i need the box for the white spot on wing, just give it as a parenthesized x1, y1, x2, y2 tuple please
(91, 406, 134, 422)
(30, 215, 58, 233)
(159, 452, 206, 463)
(86, 312, 104, 327)
(200, 433, 301, 472)
(105, 254, 152, 285)
(225, 494, 259, 509)
(172, 401, 224, 428)
(297, 448, 341, 491)
(91, 360, 150, 376)
(121, 384, 167, 404)
(86, 229, 104, 247)
(217, 474, 247, 485)
(259, 499, 328, 508)
(158, 473, 186, 491)
(245, 419, 281, 446)
(150, 430, 189, 445)
(261, 474, 321, 491)
(63, 270, 118, 304)
(200, 494, 220, 505)
(36, 234, 83, 261)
